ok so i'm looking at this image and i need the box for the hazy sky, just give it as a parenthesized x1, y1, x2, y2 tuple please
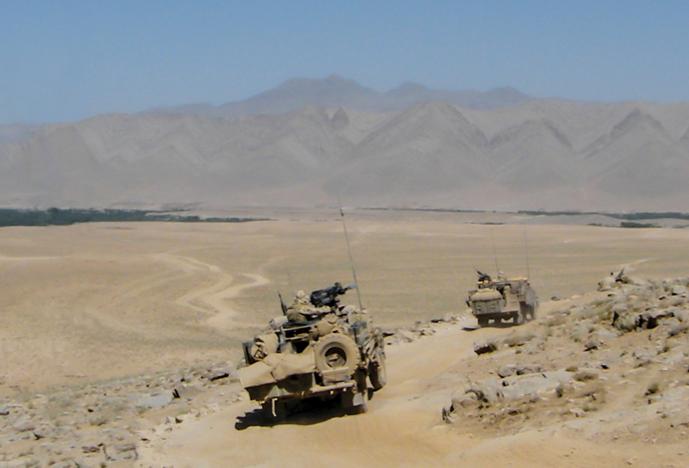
(1, 0, 689, 123)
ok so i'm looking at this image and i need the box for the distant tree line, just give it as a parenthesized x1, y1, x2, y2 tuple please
(619, 221, 659, 228)
(518, 210, 689, 221)
(0, 208, 268, 227)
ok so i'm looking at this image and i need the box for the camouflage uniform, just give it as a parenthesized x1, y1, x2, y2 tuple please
(286, 290, 329, 323)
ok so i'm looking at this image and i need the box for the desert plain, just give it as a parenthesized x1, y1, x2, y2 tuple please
(2, 209, 689, 466)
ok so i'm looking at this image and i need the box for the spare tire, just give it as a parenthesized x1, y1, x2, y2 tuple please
(314, 333, 359, 378)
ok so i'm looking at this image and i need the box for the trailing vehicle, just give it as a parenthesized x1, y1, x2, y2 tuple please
(238, 283, 386, 420)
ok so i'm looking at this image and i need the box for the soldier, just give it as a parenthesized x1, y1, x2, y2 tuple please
(286, 290, 329, 323)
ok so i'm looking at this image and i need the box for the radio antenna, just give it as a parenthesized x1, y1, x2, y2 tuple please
(523, 226, 531, 279)
(490, 227, 500, 275)
(338, 196, 364, 311)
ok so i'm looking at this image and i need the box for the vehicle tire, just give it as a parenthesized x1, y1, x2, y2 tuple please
(314, 333, 359, 377)
(341, 387, 368, 414)
(514, 311, 524, 325)
(369, 354, 387, 391)
(477, 317, 489, 327)
(520, 304, 535, 322)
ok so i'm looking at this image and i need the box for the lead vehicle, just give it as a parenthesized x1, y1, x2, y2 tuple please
(238, 283, 386, 420)
(467, 271, 538, 326)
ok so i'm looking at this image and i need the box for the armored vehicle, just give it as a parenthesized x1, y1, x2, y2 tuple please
(238, 283, 386, 420)
(466, 271, 538, 326)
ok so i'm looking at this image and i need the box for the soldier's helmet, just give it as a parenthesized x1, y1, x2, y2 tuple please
(296, 290, 307, 300)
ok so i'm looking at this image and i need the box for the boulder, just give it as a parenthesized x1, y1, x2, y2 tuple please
(104, 442, 138, 462)
(136, 392, 173, 410)
(497, 364, 543, 378)
(473, 340, 498, 355)
(500, 371, 572, 401)
(501, 331, 536, 348)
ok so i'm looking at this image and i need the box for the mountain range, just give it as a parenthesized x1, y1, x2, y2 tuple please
(149, 74, 531, 117)
(1, 76, 689, 211)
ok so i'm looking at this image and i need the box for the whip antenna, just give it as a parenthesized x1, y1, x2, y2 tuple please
(523, 226, 531, 279)
(338, 197, 364, 311)
(490, 227, 500, 275)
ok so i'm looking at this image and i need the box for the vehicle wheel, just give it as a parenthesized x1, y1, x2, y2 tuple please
(477, 317, 489, 327)
(514, 312, 524, 325)
(520, 304, 535, 322)
(341, 388, 368, 414)
(369, 355, 387, 390)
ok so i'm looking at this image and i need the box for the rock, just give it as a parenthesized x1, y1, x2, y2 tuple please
(50, 461, 80, 468)
(497, 364, 543, 378)
(443, 312, 458, 323)
(136, 392, 173, 410)
(674, 310, 689, 323)
(81, 444, 101, 454)
(668, 323, 689, 337)
(573, 370, 599, 382)
(473, 340, 497, 355)
(645, 382, 660, 396)
(104, 442, 138, 461)
(598, 276, 615, 292)
(464, 379, 503, 404)
(500, 371, 572, 401)
(501, 332, 536, 348)
(12, 416, 35, 432)
(584, 338, 601, 352)
(613, 313, 637, 332)
(397, 330, 416, 343)
(671, 285, 688, 296)
(0, 406, 9, 416)
(208, 371, 231, 382)
(172, 384, 202, 400)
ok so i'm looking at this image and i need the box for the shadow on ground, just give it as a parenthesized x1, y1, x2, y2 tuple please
(235, 389, 375, 430)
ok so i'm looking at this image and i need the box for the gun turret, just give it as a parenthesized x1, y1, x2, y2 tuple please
(310, 282, 355, 308)
(476, 270, 492, 283)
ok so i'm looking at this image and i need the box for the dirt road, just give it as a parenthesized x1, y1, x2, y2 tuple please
(138, 296, 683, 468)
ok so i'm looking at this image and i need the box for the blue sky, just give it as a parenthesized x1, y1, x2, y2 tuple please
(1, 0, 688, 123)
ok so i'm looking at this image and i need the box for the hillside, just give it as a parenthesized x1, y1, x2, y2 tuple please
(2, 77, 689, 210)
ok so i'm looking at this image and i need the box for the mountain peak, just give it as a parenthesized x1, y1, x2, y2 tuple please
(611, 108, 667, 138)
(330, 107, 349, 130)
(680, 126, 689, 142)
(490, 118, 572, 149)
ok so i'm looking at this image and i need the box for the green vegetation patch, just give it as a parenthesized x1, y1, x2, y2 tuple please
(0, 208, 269, 227)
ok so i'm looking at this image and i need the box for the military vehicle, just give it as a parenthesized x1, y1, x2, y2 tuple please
(238, 282, 386, 420)
(466, 271, 538, 326)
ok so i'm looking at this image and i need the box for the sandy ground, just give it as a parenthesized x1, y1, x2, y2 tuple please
(2, 210, 689, 394)
(2, 210, 689, 466)
(137, 297, 685, 467)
